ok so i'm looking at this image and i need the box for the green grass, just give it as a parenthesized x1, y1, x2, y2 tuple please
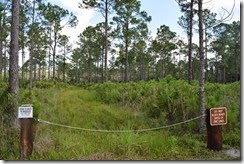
(0, 80, 241, 160)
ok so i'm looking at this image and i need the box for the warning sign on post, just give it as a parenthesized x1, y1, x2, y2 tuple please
(210, 107, 227, 126)
(18, 106, 33, 118)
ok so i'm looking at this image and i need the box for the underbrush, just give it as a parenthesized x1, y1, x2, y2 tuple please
(89, 77, 240, 134)
(0, 78, 240, 160)
(33, 81, 72, 89)
(0, 82, 20, 160)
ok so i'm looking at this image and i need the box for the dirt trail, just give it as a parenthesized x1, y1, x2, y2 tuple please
(224, 148, 240, 158)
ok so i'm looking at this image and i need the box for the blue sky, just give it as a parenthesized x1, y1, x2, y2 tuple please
(49, 0, 240, 47)
(87, 0, 184, 36)
(140, 0, 184, 36)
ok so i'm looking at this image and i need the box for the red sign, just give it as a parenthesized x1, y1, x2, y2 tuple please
(210, 107, 227, 126)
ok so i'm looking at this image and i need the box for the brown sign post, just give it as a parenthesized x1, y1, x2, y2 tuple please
(206, 107, 227, 151)
(19, 104, 34, 160)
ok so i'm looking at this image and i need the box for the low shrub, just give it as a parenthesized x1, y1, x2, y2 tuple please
(33, 81, 71, 89)
(91, 79, 240, 134)
(33, 81, 54, 89)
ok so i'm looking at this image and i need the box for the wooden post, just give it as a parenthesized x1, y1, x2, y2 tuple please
(18, 104, 34, 160)
(205, 108, 222, 151)
(20, 118, 33, 160)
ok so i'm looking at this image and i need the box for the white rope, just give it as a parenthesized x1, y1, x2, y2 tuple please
(35, 114, 206, 133)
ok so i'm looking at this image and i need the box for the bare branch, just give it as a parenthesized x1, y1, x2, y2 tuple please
(220, 3, 235, 22)
(193, 0, 236, 31)
(203, 0, 213, 4)
(209, 0, 235, 26)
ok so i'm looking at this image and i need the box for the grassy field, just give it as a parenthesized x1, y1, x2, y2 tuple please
(0, 79, 241, 160)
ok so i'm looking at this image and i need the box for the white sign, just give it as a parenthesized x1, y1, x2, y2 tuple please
(18, 106, 33, 118)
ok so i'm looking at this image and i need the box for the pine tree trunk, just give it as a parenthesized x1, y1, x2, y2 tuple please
(58, 67, 60, 80)
(154, 55, 157, 79)
(104, 0, 108, 82)
(101, 46, 104, 82)
(222, 56, 226, 83)
(88, 56, 92, 83)
(141, 53, 145, 81)
(48, 53, 51, 79)
(198, 0, 205, 134)
(38, 64, 41, 81)
(234, 46, 238, 81)
(121, 66, 123, 82)
(4, 41, 7, 81)
(161, 58, 165, 79)
(0, 16, 3, 82)
(34, 63, 37, 81)
(42, 66, 45, 80)
(8, 0, 20, 126)
(204, 28, 208, 82)
(188, 0, 194, 84)
(63, 47, 66, 82)
(29, 0, 36, 89)
(29, 49, 33, 88)
(53, 31, 57, 80)
(21, 44, 25, 81)
(125, 21, 129, 83)
(48, 28, 51, 79)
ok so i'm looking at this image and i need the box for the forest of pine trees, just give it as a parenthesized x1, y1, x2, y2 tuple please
(0, 0, 240, 85)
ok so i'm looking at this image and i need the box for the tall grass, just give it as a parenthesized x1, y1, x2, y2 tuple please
(0, 79, 240, 160)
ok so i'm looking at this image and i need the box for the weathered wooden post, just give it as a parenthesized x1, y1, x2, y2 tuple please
(18, 104, 34, 160)
(206, 107, 227, 151)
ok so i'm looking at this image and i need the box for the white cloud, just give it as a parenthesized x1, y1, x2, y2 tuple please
(61, 10, 95, 47)
(50, 0, 96, 48)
